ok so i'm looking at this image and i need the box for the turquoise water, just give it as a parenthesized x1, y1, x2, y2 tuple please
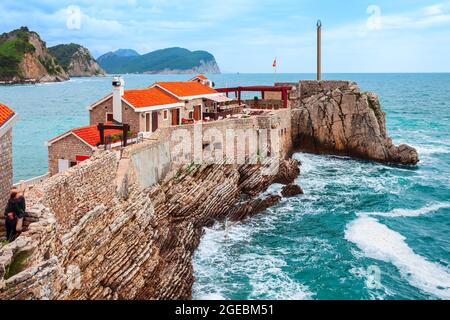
(1, 73, 449, 299)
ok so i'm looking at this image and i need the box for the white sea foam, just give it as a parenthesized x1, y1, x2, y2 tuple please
(259, 183, 284, 198)
(245, 253, 313, 300)
(414, 145, 450, 156)
(196, 292, 227, 300)
(345, 215, 450, 299)
(360, 202, 450, 218)
(193, 219, 314, 300)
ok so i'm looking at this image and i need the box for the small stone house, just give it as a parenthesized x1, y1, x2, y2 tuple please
(0, 103, 18, 211)
(47, 75, 228, 176)
(47, 125, 122, 176)
(88, 75, 222, 133)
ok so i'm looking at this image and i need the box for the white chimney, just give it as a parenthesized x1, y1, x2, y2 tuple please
(112, 76, 124, 123)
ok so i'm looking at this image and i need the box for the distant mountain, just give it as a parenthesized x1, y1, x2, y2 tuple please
(97, 47, 220, 74)
(0, 27, 68, 83)
(49, 43, 105, 77)
(113, 49, 140, 57)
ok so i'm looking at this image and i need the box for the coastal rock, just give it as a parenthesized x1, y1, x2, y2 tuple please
(281, 184, 304, 197)
(0, 27, 69, 83)
(0, 151, 301, 300)
(292, 81, 419, 165)
(49, 44, 105, 77)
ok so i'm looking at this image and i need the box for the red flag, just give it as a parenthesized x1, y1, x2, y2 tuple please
(273, 58, 277, 68)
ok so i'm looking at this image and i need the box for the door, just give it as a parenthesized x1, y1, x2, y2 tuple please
(193, 105, 201, 121)
(171, 108, 180, 126)
(145, 113, 151, 132)
(152, 111, 158, 132)
(58, 159, 69, 173)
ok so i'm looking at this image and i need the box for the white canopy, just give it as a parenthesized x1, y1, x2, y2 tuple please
(207, 95, 233, 103)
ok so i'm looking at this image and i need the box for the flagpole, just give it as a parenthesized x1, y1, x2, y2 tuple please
(274, 57, 277, 84)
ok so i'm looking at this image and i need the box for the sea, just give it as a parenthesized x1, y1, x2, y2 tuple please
(0, 73, 449, 300)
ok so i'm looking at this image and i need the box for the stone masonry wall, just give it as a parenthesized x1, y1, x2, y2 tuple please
(43, 151, 119, 232)
(0, 129, 13, 239)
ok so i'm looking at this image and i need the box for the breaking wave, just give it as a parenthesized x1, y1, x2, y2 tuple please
(345, 215, 450, 300)
(359, 202, 450, 218)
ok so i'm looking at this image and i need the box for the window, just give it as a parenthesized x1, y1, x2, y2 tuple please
(188, 111, 194, 119)
(163, 109, 168, 120)
(106, 113, 114, 122)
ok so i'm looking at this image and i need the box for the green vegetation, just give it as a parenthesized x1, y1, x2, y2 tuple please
(0, 27, 36, 79)
(97, 47, 219, 74)
(49, 43, 82, 71)
(38, 56, 63, 75)
(4, 250, 32, 280)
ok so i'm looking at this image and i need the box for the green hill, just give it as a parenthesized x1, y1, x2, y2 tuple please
(97, 47, 220, 74)
(0, 27, 47, 80)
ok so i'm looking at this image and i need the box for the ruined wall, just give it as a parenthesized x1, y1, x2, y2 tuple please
(298, 80, 351, 101)
(0, 129, 13, 239)
(47, 134, 94, 176)
(244, 99, 284, 109)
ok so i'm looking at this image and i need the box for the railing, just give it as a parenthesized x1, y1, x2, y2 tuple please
(203, 106, 243, 121)
(14, 172, 51, 189)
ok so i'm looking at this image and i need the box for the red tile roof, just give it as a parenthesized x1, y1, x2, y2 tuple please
(72, 125, 123, 147)
(190, 74, 209, 81)
(124, 87, 180, 108)
(0, 103, 15, 127)
(155, 81, 218, 97)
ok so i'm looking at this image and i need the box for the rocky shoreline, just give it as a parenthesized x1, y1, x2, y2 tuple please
(0, 80, 419, 300)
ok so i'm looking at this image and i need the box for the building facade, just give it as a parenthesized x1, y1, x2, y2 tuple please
(47, 125, 123, 176)
(0, 103, 18, 212)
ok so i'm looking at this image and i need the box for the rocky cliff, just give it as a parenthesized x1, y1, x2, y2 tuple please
(291, 80, 419, 165)
(0, 27, 69, 83)
(0, 150, 299, 300)
(49, 44, 105, 77)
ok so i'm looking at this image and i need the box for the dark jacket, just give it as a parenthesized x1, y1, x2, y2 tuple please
(4, 196, 26, 219)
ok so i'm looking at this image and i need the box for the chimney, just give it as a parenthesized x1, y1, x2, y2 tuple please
(112, 76, 124, 123)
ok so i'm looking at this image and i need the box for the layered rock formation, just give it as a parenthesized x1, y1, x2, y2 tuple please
(49, 44, 105, 77)
(291, 81, 419, 165)
(0, 150, 300, 300)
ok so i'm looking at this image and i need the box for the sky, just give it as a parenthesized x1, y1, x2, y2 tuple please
(0, 0, 450, 73)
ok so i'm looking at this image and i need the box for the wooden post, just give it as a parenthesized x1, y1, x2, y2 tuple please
(282, 90, 288, 108)
(123, 124, 130, 147)
(98, 123, 105, 145)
